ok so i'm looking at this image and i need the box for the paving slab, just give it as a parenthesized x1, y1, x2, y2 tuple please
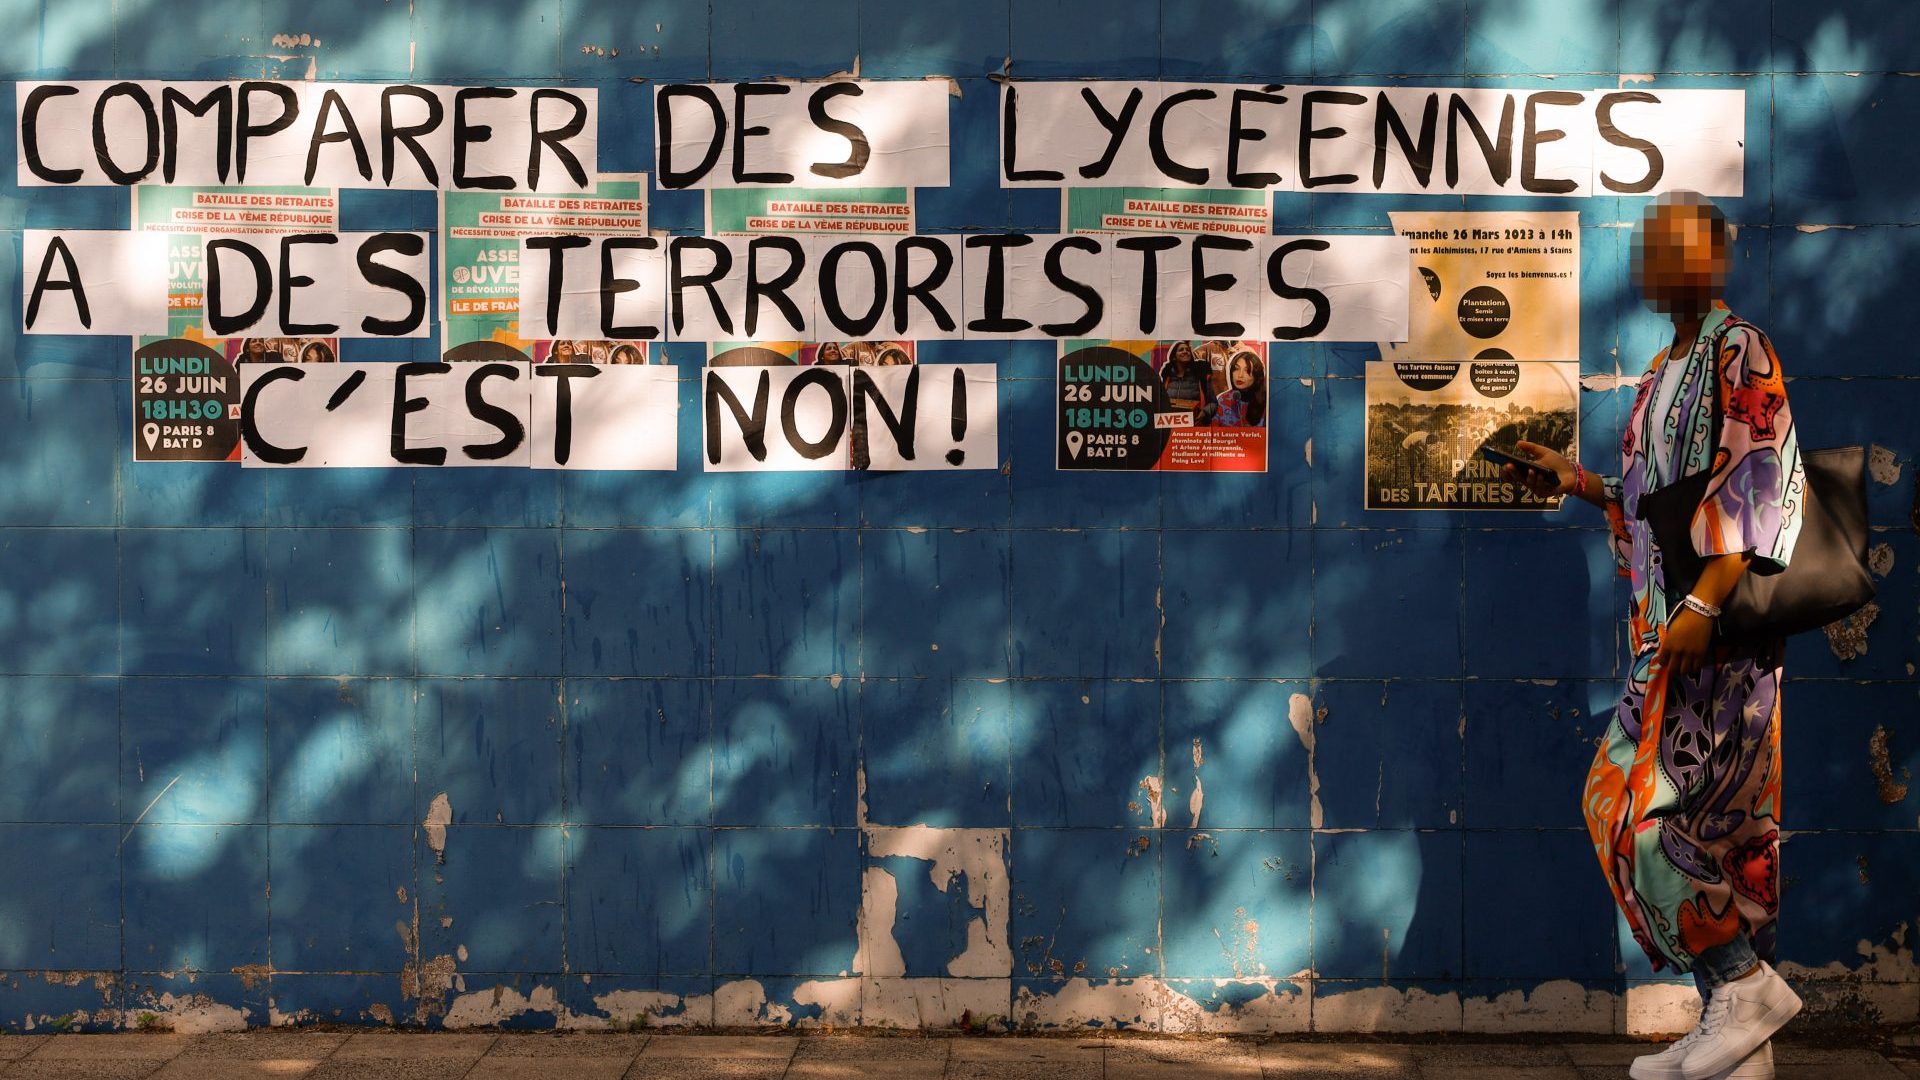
(1424, 1067, 1582, 1080)
(328, 1034, 495, 1060)
(1256, 1042, 1421, 1078)
(0, 1039, 51, 1063)
(636, 1036, 797, 1061)
(486, 1034, 647, 1059)
(621, 1061, 789, 1080)
(1107, 1038, 1264, 1079)
(1412, 1043, 1576, 1067)
(149, 1062, 324, 1080)
(30, 1036, 185, 1062)
(466, 1057, 630, 1080)
(175, 1033, 349, 1061)
(789, 1037, 949, 1062)
(303, 1062, 472, 1080)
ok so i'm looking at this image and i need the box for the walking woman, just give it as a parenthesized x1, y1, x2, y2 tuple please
(1506, 193, 1805, 1080)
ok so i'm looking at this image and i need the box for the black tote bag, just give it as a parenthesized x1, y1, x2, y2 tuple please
(1634, 327, 1875, 643)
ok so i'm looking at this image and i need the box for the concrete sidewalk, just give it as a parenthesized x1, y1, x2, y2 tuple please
(0, 1032, 1913, 1079)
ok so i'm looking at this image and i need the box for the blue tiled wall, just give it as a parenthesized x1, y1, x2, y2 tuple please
(0, 0, 1915, 1035)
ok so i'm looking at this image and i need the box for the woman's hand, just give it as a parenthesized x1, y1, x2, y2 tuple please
(1503, 440, 1576, 498)
(1654, 607, 1715, 679)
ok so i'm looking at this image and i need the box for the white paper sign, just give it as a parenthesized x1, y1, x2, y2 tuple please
(654, 81, 950, 189)
(240, 361, 531, 467)
(18, 81, 598, 191)
(530, 364, 678, 470)
(201, 231, 432, 338)
(702, 362, 996, 472)
(21, 230, 168, 334)
(1001, 82, 1744, 197)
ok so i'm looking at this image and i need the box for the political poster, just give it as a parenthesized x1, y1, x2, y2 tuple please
(1386, 211, 1579, 363)
(440, 174, 650, 364)
(1058, 187, 1272, 472)
(1364, 359, 1579, 510)
(131, 185, 340, 461)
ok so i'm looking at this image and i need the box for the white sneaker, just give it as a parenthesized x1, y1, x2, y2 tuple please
(1720, 1040, 1774, 1080)
(1629, 1024, 1708, 1080)
(1680, 964, 1802, 1079)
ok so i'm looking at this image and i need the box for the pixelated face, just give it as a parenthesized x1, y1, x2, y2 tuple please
(1631, 196, 1728, 316)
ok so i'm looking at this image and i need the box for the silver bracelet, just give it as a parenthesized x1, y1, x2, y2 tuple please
(1681, 593, 1721, 620)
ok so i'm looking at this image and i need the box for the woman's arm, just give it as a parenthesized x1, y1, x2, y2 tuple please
(1507, 440, 1617, 510)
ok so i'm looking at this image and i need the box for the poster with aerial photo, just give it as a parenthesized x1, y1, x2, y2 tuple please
(1365, 359, 1579, 511)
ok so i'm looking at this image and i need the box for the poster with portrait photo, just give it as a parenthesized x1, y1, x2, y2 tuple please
(1385, 211, 1578, 364)
(440, 174, 650, 364)
(131, 185, 340, 462)
(1365, 359, 1579, 510)
(1057, 339, 1269, 472)
(1057, 187, 1273, 473)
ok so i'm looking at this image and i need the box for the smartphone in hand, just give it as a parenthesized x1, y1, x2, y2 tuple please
(1480, 444, 1555, 477)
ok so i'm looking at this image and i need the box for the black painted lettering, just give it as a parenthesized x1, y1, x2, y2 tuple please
(668, 237, 735, 337)
(1227, 88, 1286, 189)
(93, 82, 159, 184)
(963, 233, 1035, 334)
(537, 364, 600, 466)
(1039, 235, 1104, 337)
(161, 84, 233, 184)
(22, 84, 82, 184)
(1148, 87, 1215, 185)
(1596, 91, 1665, 194)
(240, 366, 307, 464)
(1078, 85, 1144, 180)
(744, 235, 806, 338)
(819, 241, 886, 337)
(1374, 91, 1438, 189)
(1521, 91, 1583, 195)
(24, 235, 90, 330)
(463, 363, 524, 461)
(602, 237, 662, 339)
(807, 83, 871, 180)
(1192, 234, 1252, 338)
(705, 368, 770, 464)
(525, 234, 592, 337)
(732, 82, 795, 184)
(1002, 85, 1065, 183)
(453, 87, 515, 190)
(1115, 234, 1182, 336)
(357, 232, 428, 336)
(892, 236, 956, 335)
(1267, 238, 1331, 341)
(305, 88, 372, 185)
(279, 233, 341, 337)
(1445, 93, 1515, 189)
(381, 85, 444, 187)
(205, 238, 271, 337)
(529, 89, 589, 190)
(1299, 90, 1366, 188)
(391, 362, 452, 465)
(236, 81, 299, 183)
(656, 85, 727, 189)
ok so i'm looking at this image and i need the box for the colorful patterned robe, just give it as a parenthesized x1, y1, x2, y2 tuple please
(1583, 304, 1805, 974)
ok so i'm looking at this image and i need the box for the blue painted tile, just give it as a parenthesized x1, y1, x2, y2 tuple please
(554, 975, 715, 1028)
(1775, 74, 1920, 224)
(1161, 0, 1312, 78)
(265, 470, 414, 528)
(1773, 378, 1920, 533)
(0, 528, 117, 675)
(0, 825, 120, 970)
(0, 676, 117, 823)
(1010, 828, 1160, 981)
(260, 2, 414, 80)
(121, 527, 267, 676)
(918, 84, 1004, 229)
(1770, 228, 1920, 377)
(1006, 378, 1162, 529)
(415, 678, 561, 825)
(269, 825, 415, 972)
(1164, 680, 1313, 829)
(868, 850, 991, 977)
(121, 447, 272, 529)
(1159, 530, 1313, 679)
(1314, 530, 1464, 679)
(1314, 0, 1467, 77)
(1008, 679, 1161, 828)
(1160, 380, 1316, 529)
(419, 825, 565, 973)
(562, 528, 710, 678)
(1460, 530, 1620, 678)
(1010, 0, 1158, 78)
(1160, 831, 1311, 980)
(858, 459, 1013, 530)
(0, 971, 121, 1031)
(707, 471, 863, 530)
(712, 677, 858, 827)
(0, 5, 39, 78)
(711, 0, 856, 78)
(1314, 830, 1463, 980)
(563, 373, 707, 528)
(563, 4, 709, 81)
(713, 828, 860, 976)
(126, 972, 268, 1027)
(111, 0, 263, 79)
(1467, 0, 1614, 75)
(410, 0, 562, 80)
(1463, 830, 1614, 981)
(564, 827, 710, 975)
(339, 190, 438, 234)
(1311, 680, 1462, 829)
(31, 2, 112, 79)
(567, 678, 711, 826)
(123, 824, 268, 972)
(1009, 530, 1160, 678)
(1785, 680, 1920, 831)
(265, 973, 412, 1027)
(265, 528, 413, 676)
(712, 529, 857, 676)
(268, 678, 415, 825)
(414, 528, 563, 677)
(862, 528, 1010, 678)
(1312, 374, 1461, 529)
(0, 380, 117, 524)
(1462, 680, 1615, 830)
(1774, 832, 1920, 973)
(412, 470, 561, 529)
(1619, 0, 1775, 74)
(860, 0, 1008, 77)
(1774, 0, 1920, 74)
(863, 677, 1012, 827)
(121, 677, 267, 825)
